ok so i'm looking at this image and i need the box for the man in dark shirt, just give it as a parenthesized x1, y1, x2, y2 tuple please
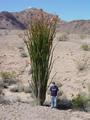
(50, 82, 59, 108)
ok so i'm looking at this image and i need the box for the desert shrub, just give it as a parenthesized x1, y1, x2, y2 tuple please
(24, 10, 58, 105)
(0, 71, 16, 79)
(58, 33, 68, 41)
(0, 71, 17, 87)
(73, 55, 89, 71)
(72, 94, 85, 110)
(81, 44, 90, 51)
(72, 92, 90, 111)
(84, 84, 90, 112)
(84, 101, 90, 112)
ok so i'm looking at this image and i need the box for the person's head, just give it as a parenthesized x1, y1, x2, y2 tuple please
(52, 82, 55, 85)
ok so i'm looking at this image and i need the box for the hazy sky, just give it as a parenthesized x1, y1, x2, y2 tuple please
(0, 0, 90, 21)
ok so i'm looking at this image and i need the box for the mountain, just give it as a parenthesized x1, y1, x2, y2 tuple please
(0, 8, 54, 30)
(0, 11, 26, 29)
(58, 20, 90, 34)
(0, 8, 90, 34)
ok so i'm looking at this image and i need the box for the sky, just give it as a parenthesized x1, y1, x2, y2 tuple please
(0, 0, 90, 21)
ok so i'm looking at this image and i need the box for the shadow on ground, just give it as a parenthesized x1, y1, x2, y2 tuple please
(43, 99, 72, 110)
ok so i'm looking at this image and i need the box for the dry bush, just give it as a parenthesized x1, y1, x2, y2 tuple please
(73, 55, 90, 71)
(81, 43, 90, 51)
(0, 71, 17, 87)
(57, 33, 68, 41)
(72, 93, 87, 110)
(0, 71, 16, 79)
(72, 90, 90, 112)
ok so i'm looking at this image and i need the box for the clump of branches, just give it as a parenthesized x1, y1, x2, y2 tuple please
(24, 10, 58, 105)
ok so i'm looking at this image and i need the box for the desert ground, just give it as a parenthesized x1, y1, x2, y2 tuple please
(0, 30, 90, 120)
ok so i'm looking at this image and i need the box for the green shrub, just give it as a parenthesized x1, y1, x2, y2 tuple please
(72, 94, 84, 109)
(0, 71, 16, 79)
(24, 10, 58, 105)
(72, 93, 90, 111)
(81, 44, 90, 51)
(0, 71, 17, 87)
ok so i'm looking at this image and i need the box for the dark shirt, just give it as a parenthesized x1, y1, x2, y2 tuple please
(50, 85, 59, 97)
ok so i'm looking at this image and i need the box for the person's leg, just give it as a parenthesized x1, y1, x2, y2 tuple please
(53, 96, 57, 108)
(51, 96, 54, 108)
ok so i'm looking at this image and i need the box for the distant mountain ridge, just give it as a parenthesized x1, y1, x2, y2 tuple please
(0, 11, 26, 29)
(58, 20, 90, 34)
(0, 8, 54, 30)
(0, 8, 90, 34)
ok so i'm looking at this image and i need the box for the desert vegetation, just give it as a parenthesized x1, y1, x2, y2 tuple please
(73, 54, 90, 71)
(57, 32, 69, 41)
(72, 84, 90, 112)
(24, 10, 58, 105)
(0, 71, 17, 87)
(81, 43, 90, 51)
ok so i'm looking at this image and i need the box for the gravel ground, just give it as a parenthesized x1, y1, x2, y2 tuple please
(0, 103, 90, 120)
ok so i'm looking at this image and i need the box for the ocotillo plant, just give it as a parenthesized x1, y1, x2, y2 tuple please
(24, 10, 58, 105)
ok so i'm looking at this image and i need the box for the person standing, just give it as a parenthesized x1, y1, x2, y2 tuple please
(50, 82, 59, 108)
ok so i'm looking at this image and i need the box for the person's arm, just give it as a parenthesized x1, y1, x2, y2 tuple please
(57, 86, 59, 92)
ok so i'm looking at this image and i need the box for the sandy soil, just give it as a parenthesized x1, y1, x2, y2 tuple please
(0, 102, 90, 120)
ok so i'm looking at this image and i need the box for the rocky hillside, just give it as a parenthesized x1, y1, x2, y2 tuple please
(0, 8, 54, 30)
(0, 8, 90, 34)
(0, 11, 26, 29)
(58, 20, 90, 34)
